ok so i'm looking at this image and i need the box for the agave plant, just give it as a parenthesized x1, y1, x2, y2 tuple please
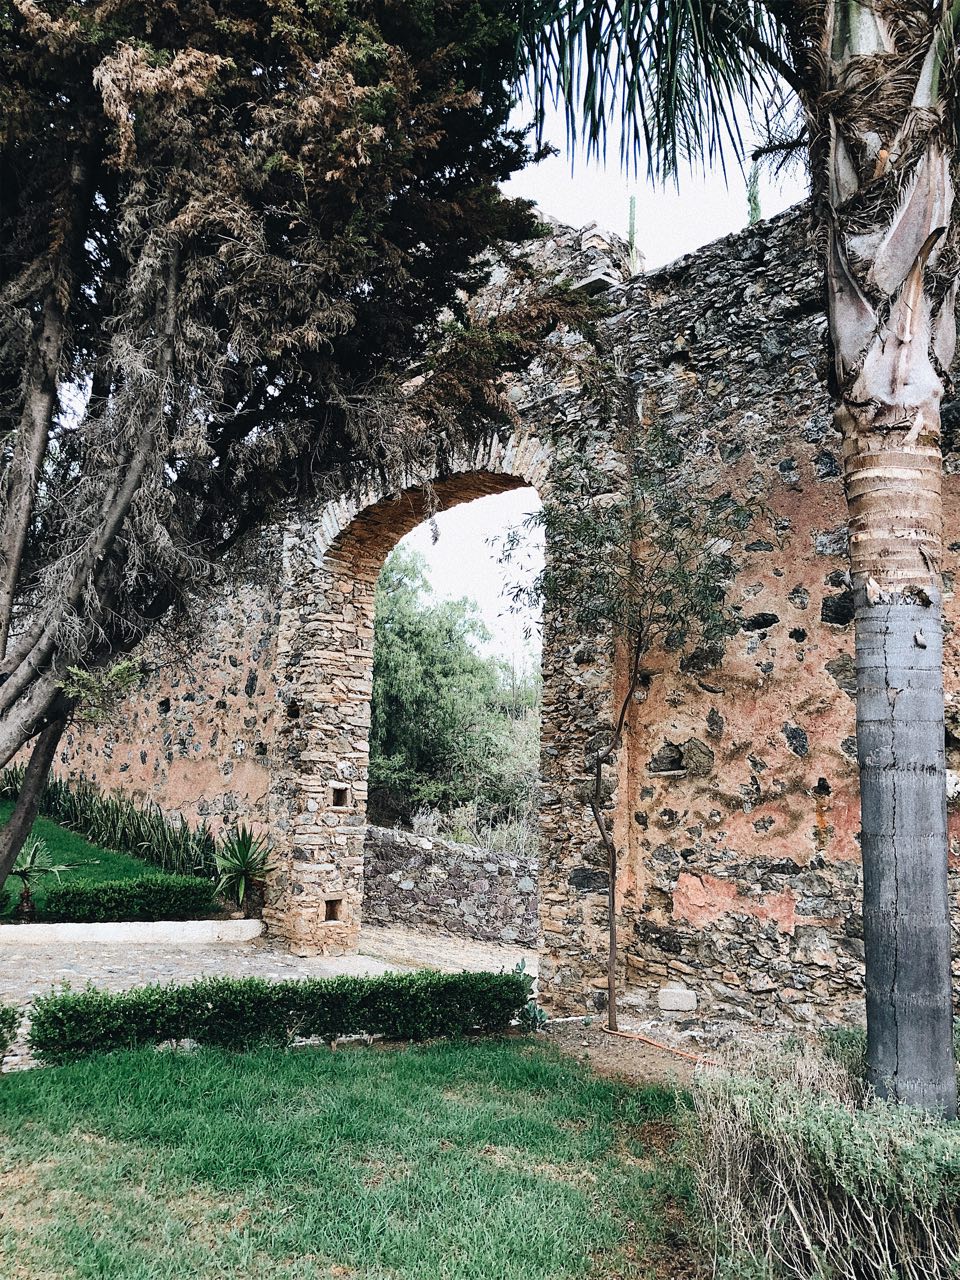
(8, 835, 93, 921)
(1, 769, 217, 879)
(214, 825, 275, 918)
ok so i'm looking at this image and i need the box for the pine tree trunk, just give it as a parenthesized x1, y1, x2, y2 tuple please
(0, 716, 65, 890)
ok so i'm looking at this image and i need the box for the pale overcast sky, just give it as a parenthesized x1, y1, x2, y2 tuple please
(398, 108, 810, 665)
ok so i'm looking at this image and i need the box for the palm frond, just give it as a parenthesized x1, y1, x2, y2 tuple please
(516, 0, 800, 179)
(751, 95, 809, 179)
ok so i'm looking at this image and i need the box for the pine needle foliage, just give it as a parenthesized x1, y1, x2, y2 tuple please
(0, 0, 587, 785)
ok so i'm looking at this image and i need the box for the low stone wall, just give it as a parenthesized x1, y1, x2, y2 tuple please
(362, 826, 539, 947)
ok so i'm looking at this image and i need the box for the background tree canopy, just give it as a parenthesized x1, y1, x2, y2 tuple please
(369, 547, 540, 838)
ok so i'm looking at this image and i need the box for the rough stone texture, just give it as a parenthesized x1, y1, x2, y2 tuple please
(263, 458, 563, 958)
(362, 825, 538, 946)
(606, 207, 960, 1030)
(53, 206, 960, 1025)
(657, 984, 698, 1013)
(58, 529, 284, 831)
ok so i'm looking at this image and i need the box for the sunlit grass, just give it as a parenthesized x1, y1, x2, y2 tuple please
(0, 1038, 695, 1279)
(0, 802, 171, 918)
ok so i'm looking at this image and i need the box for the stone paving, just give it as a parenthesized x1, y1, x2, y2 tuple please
(0, 923, 537, 1009)
(357, 924, 535, 978)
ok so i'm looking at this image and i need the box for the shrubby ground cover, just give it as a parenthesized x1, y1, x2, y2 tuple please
(5, 974, 960, 1279)
(692, 1040, 960, 1280)
(41, 874, 216, 923)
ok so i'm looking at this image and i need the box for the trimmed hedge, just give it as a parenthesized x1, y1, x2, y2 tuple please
(42, 876, 216, 923)
(29, 969, 529, 1063)
(0, 1003, 18, 1058)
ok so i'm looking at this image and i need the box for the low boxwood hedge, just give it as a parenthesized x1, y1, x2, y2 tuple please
(42, 875, 216, 923)
(0, 1003, 19, 1058)
(29, 969, 529, 1063)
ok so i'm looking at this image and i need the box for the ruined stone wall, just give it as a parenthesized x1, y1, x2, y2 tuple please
(362, 826, 538, 946)
(55, 221, 630, 978)
(597, 207, 960, 1028)
(56, 530, 284, 832)
(51, 206, 960, 1025)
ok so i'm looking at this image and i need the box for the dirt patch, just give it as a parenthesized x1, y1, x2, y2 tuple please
(636, 1119, 680, 1159)
(543, 1021, 697, 1088)
(0, 1156, 81, 1280)
(478, 1143, 595, 1186)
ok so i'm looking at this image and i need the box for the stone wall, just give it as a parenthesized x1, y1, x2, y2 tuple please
(602, 207, 960, 1028)
(56, 530, 284, 831)
(362, 826, 538, 946)
(52, 205, 960, 1026)
(55, 220, 631, 972)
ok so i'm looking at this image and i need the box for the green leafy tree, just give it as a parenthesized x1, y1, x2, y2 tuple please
(0, 0, 583, 881)
(517, 0, 960, 1115)
(369, 547, 540, 829)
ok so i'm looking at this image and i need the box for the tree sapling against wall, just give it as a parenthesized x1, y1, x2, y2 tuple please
(517, 0, 960, 1119)
(501, 380, 760, 1030)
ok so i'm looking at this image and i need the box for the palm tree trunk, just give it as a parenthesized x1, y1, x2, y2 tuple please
(844, 421, 956, 1115)
(828, 147, 959, 1113)
(819, 2, 960, 1115)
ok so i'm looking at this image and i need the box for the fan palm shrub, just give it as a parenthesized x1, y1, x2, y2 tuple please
(7, 835, 91, 921)
(517, 0, 960, 1115)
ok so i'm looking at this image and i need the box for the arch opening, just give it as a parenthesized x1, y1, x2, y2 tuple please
(267, 466, 549, 958)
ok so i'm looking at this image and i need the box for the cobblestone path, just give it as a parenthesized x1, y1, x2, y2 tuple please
(357, 925, 535, 977)
(0, 924, 537, 1010)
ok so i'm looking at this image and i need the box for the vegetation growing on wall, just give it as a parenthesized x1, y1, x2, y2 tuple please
(517, 0, 960, 1117)
(504, 380, 762, 1026)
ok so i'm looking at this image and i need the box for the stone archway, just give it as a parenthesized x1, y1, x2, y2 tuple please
(264, 433, 552, 955)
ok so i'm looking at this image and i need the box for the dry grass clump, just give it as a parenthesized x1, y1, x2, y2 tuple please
(689, 1042, 960, 1280)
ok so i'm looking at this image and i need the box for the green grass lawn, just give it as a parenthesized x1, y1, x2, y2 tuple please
(0, 801, 174, 919)
(0, 1039, 697, 1280)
